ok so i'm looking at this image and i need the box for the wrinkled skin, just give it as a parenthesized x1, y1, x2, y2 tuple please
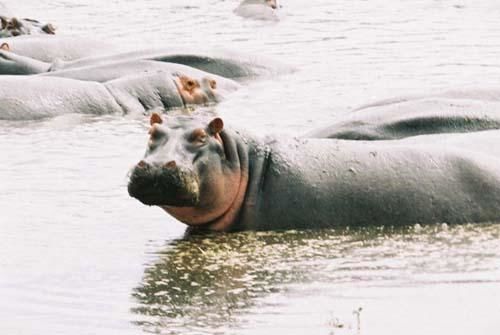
(0, 35, 121, 62)
(128, 115, 249, 230)
(128, 113, 500, 231)
(308, 89, 500, 140)
(0, 69, 234, 120)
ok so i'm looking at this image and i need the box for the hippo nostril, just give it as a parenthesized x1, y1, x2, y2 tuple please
(137, 160, 148, 168)
(164, 160, 177, 169)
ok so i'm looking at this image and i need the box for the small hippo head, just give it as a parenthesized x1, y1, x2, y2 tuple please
(174, 75, 220, 105)
(128, 113, 249, 230)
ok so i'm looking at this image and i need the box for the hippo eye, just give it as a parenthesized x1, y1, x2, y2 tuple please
(209, 79, 217, 90)
(189, 129, 207, 144)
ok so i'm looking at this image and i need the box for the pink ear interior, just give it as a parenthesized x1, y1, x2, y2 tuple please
(208, 117, 224, 135)
(0, 43, 10, 51)
(150, 112, 163, 126)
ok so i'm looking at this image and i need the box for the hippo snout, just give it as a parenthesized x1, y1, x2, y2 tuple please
(128, 160, 200, 207)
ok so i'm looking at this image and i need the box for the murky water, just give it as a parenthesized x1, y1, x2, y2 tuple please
(1, 0, 499, 334)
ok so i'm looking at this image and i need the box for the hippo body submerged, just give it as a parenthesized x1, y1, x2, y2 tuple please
(309, 89, 500, 140)
(0, 35, 121, 62)
(234, 0, 280, 20)
(0, 67, 235, 120)
(128, 114, 500, 231)
(0, 45, 292, 78)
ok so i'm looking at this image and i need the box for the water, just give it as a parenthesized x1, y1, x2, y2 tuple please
(1, 0, 499, 334)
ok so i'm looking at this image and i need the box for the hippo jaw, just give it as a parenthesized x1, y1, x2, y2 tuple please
(128, 162, 201, 207)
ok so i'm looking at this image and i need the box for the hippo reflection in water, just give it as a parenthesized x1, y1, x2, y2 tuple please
(128, 110, 500, 231)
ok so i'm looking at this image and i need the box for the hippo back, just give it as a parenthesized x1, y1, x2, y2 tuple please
(0, 35, 122, 62)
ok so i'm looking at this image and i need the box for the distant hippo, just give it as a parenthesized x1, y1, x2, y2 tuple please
(0, 35, 121, 62)
(0, 45, 292, 78)
(128, 113, 500, 231)
(234, 0, 280, 20)
(0, 16, 56, 37)
(0, 69, 238, 120)
(308, 89, 500, 140)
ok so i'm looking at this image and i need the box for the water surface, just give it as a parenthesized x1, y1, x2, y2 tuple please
(1, 0, 500, 334)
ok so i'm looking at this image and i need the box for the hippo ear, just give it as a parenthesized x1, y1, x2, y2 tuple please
(0, 43, 9, 51)
(208, 118, 224, 135)
(150, 112, 163, 126)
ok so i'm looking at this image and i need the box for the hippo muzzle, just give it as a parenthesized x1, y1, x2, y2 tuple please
(128, 160, 200, 207)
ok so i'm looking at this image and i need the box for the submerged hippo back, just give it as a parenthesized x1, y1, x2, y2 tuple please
(0, 76, 122, 120)
(104, 72, 184, 114)
(308, 90, 500, 140)
(0, 35, 121, 62)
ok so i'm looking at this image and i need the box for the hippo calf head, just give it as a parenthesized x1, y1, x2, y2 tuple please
(128, 113, 249, 230)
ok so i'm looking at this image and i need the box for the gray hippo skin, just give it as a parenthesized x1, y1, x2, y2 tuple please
(234, 0, 280, 20)
(0, 16, 56, 37)
(308, 89, 500, 140)
(0, 46, 292, 78)
(0, 35, 121, 62)
(0, 68, 235, 120)
(128, 113, 500, 231)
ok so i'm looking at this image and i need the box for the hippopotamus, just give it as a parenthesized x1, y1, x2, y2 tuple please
(234, 0, 280, 20)
(0, 44, 292, 78)
(127, 113, 500, 231)
(0, 35, 121, 62)
(308, 89, 500, 140)
(0, 68, 238, 120)
(0, 16, 56, 37)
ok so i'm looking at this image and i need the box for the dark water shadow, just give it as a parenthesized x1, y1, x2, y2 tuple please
(130, 224, 500, 334)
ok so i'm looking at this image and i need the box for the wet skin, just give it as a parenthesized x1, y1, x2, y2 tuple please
(0, 35, 121, 62)
(0, 44, 291, 78)
(128, 113, 500, 231)
(0, 71, 230, 120)
(308, 89, 500, 140)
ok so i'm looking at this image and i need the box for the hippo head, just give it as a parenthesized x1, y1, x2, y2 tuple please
(174, 75, 220, 105)
(128, 113, 249, 230)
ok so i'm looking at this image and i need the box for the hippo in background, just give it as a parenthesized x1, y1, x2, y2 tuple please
(308, 89, 500, 140)
(0, 68, 238, 120)
(234, 0, 280, 20)
(128, 113, 500, 231)
(0, 35, 122, 62)
(0, 2, 56, 37)
(0, 44, 293, 78)
(0, 16, 56, 37)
